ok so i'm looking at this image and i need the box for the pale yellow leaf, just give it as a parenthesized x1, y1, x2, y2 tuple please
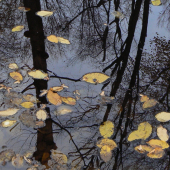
(97, 138, 117, 150)
(12, 25, 24, 32)
(99, 121, 114, 138)
(157, 125, 169, 141)
(61, 97, 76, 105)
(147, 139, 169, 149)
(51, 150, 67, 164)
(151, 0, 161, 6)
(39, 90, 48, 97)
(23, 94, 38, 103)
(36, 110, 47, 120)
(20, 102, 34, 108)
(147, 147, 165, 158)
(142, 99, 158, 109)
(28, 70, 48, 79)
(47, 89, 62, 106)
(134, 145, 153, 154)
(112, 11, 124, 19)
(57, 37, 70, 44)
(51, 86, 63, 92)
(9, 63, 18, 69)
(100, 145, 112, 162)
(0, 108, 19, 117)
(47, 35, 58, 43)
(1, 120, 17, 127)
(12, 154, 23, 168)
(10, 72, 23, 83)
(18, 7, 30, 12)
(36, 11, 53, 17)
(55, 106, 73, 115)
(82, 72, 110, 84)
(155, 112, 170, 122)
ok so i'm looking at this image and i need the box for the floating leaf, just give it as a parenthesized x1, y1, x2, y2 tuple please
(11, 98, 23, 105)
(57, 37, 70, 44)
(157, 125, 169, 141)
(142, 99, 158, 109)
(51, 150, 67, 164)
(147, 147, 165, 158)
(51, 86, 63, 92)
(47, 35, 70, 44)
(55, 106, 73, 115)
(12, 25, 24, 32)
(9, 63, 19, 70)
(134, 145, 153, 154)
(139, 94, 149, 102)
(10, 71, 23, 83)
(47, 89, 62, 106)
(151, 0, 161, 6)
(0, 108, 19, 117)
(0, 120, 17, 127)
(128, 122, 152, 141)
(61, 97, 76, 105)
(112, 11, 124, 19)
(155, 112, 170, 122)
(36, 10, 53, 17)
(23, 94, 38, 103)
(39, 90, 48, 97)
(0, 150, 15, 165)
(147, 139, 169, 149)
(36, 110, 47, 120)
(97, 139, 117, 150)
(82, 72, 110, 84)
(20, 102, 34, 108)
(12, 154, 23, 168)
(18, 7, 30, 12)
(28, 70, 48, 79)
(99, 121, 114, 138)
(100, 145, 112, 162)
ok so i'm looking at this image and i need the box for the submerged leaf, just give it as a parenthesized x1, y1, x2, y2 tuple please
(151, 0, 161, 6)
(10, 71, 23, 83)
(0, 150, 15, 165)
(139, 94, 149, 102)
(147, 147, 165, 158)
(147, 139, 169, 149)
(18, 7, 30, 12)
(155, 112, 170, 122)
(51, 150, 67, 164)
(12, 25, 24, 32)
(47, 89, 62, 106)
(99, 121, 114, 138)
(0, 108, 19, 117)
(23, 94, 38, 103)
(61, 97, 76, 105)
(112, 11, 124, 19)
(100, 145, 112, 162)
(9, 63, 18, 70)
(36, 110, 47, 120)
(157, 125, 169, 141)
(28, 70, 48, 79)
(20, 102, 34, 108)
(97, 138, 117, 150)
(36, 10, 53, 17)
(142, 99, 158, 109)
(134, 145, 153, 154)
(82, 72, 110, 84)
(0, 120, 17, 127)
(12, 154, 23, 168)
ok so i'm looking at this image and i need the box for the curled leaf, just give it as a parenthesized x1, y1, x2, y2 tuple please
(12, 25, 24, 32)
(134, 145, 153, 154)
(99, 121, 114, 138)
(61, 97, 76, 105)
(18, 7, 30, 12)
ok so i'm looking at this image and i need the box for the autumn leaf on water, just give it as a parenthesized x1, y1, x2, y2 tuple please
(12, 154, 23, 168)
(10, 71, 23, 83)
(12, 26, 24, 32)
(97, 138, 117, 150)
(112, 11, 124, 19)
(147, 139, 169, 149)
(157, 125, 169, 141)
(23, 94, 38, 103)
(57, 37, 70, 44)
(151, 0, 161, 6)
(18, 7, 30, 12)
(20, 102, 34, 109)
(47, 89, 62, 106)
(155, 112, 170, 122)
(0, 108, 19, 117)
(128, 122, 152, 141)
(147, 147, 165, 159)
(47, 35, 70, 44)
(100, 145, 112, 162)
(28, 70, 48, 79)
(99, 121, 114, 138)
(134, 145, 153, 154)
(39, 90, 48, 97)
(9, 63, 19, 70)
(61, 97, 76, 105)
(36, 110, 47, 121)
(82, 72, 110, 84)
(0, 120, 17, 127)
(36, 10, 53, 17)
(51, 150, 67, 164)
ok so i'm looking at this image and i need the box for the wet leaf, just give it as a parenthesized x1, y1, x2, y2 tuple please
(82, 72, 110, 84)
(147, 139, 169, 149)
(47, 35, 58, 43)
(157, 125, 169, 141)
(142, 99, 158, 109)
(47, 89, 62, 106)
(0, 120, 17, 127)
(0, 108, 19, 117)
(51, 150, 67, 164)
(112, 11, 124, 19)
(23, 94, 38, 103)
(28, 70, 48, 79)
(151, 0, 161, 6)
(51, 86, 64, 92)
(155, 112, 170, 122)
(57, 37, 70, 44)
(128, 122, 152, 141)
(99, 121, 114, 138)
(18, 7, 30, 12)
(35, 121, 45, 127)
(20, 102, 34, 108)
(10, 71, 23, 83)
(100, 145, 112, 162)
(139, 94, 149, 102)
(12, 25, 24, 32)
(36, 110, 47, 120)
(39, 90, 48, 97)
(36, 10, 53, 17)
(61, 97, 76, 105)
(11, 98, 23, 105)
(9, 63, 19, 69)
(55, 106, 73, 115)
(0, 150, 15, 165)
(12, 154, 23, 168)
(97, 138, 117, 150)
(147, 147, 165, 158)
(134, 145, 153, 154)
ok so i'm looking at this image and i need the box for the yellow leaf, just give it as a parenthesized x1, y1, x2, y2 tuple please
(61, 97, 76, 105)
(0, 108, 19, 117)
(147, 147, 165, 158)
(51, 86, 63, 92)
(57, 37, 70, 44)
(139, 94, 149, 102)
(128, 122, 152, 141)
(1, 120, 17, 127)
(99, 121, 114, 138)
(134, 145, 153, 154)
(142, 99, 158, 109)
(82, 72, 110, 84)
(10, 71, 23, 83)
(36, 110, 47, 120)
(147, 139, 169, 149)
(112, 11, 124, 19)
(28, 70, 48, 79)
(100, 145, 112, 162)
(12, 25, 24, 32)
(20, 102, 34, 108)
(97, 138, 117, 150)
(151, 0, 161, 6)
(47, 89, 62, 106)
(51, 150, 67, 164)
(23, 94, 38, 103)
(36, 10, 53, 17)
(47, 35, 58, 43)
(157, 125, 169, 141)
(9, 63, 19, 69)
(18, 7, 30, 12)
(155, 112, 170, 122)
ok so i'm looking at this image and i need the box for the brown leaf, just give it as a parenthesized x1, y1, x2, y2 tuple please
(47, 89, 62, 106)
(61, 97, 76, 105)
(147, 147, 165, 158)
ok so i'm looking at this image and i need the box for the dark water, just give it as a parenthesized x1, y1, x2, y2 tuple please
(0, 0, 170, 169)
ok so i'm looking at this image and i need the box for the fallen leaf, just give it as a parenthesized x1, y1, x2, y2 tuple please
(36, 10, 53, 17)
(55, 106, 73, 115)
(28, 70, 48, 79)
(57, 37, 70, 44)
(39, 90, 48, 97)
(100, 145, 112, 162)
(147, 139, 169, 149)
(142, 99, 158, 109)
(10, 71, 23, 83)
(157, 125, 169, 141)
(0, 120, 17, 127)
(99, 121, 114, 138)
(9, 63, 19, 70)
(47, 35, 58, 43)
(11, 98, 23, 105)
(23, 94, 38, 103)
(128, 122, 152, 141)
(0, 108, 19, 117)
(147, 147, 165, 158)
(151, 0, 161, 6)
(20, 102, 34, 108)
(51, 86, 64, 92)
(112, 11, 124, 19)
(12, 25, 24, 32)
(61, 97, 76, 105)
(47, 89, 62, 106)
(134, 145, 153, 154)
(51, 150, 67, 164)
(36, 110, 47, 120)
(139, 94, 149, 102)
(18, 7, 30, 12)
(12, 154, 23, 168)
(0, 150, 15, 165)
(155, 112, 170, 122)
(73, 90, 80, 95)
(97, 138, 117, 150)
